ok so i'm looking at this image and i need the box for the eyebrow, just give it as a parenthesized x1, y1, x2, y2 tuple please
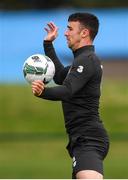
(67, 25, 72, 29)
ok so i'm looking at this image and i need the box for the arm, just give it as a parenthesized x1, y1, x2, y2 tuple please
(44, 40, 70, 84)
(31, 80, 71, 101)
(32, 56, 95, 101)
(44, 22, 66, 85)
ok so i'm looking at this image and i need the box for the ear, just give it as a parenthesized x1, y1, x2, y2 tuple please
(81, 28, 89, 38)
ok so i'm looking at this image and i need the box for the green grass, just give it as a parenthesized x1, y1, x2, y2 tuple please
(0, 140, 127, 178)
(0, 80, 128, 178)
(100, 80, 128, 137)
(0, 84, 64, 134)
(104, 140, 128, 178)
(0, 140, 71, 178)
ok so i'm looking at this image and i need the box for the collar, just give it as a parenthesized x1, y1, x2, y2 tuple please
(73, 45, 95, 58)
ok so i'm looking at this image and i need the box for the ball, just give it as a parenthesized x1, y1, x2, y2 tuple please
(23, 54, 55, 84)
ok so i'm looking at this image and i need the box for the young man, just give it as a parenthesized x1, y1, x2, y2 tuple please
(32, 12, 109, 179)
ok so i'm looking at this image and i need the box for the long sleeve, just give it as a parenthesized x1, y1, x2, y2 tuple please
(44, 40, 70, 85)
(39, 41, 72, 101)
(41, 42, 99, 102)
(40, 85, 71, 101)
(40, 55, 94, 101)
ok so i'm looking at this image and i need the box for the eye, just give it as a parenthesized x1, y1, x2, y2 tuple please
(67, 26, 73, 31)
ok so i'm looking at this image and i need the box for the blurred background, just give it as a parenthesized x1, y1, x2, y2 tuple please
(0, 0, 128, 178)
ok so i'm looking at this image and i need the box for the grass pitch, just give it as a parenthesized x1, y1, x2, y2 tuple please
(0, 80, 128, 178)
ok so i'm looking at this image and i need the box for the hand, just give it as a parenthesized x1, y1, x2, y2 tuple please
(31, 80, 45, 96)
(44, 22, 58, 41)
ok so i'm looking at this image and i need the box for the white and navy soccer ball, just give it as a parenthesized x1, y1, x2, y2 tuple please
(23, 54, 55, 84)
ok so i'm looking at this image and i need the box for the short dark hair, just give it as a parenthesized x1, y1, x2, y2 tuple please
(68, 12, 99, 40)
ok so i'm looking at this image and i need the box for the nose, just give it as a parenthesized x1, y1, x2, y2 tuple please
(64, 30, 68, 37)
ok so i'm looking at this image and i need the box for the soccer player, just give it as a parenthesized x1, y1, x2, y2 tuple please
(31, 12, 109, 179)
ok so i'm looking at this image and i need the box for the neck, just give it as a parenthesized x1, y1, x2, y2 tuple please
(73, 45, 95, 57)
(72, 39, 93, 51)
(83, 38, 93, 46)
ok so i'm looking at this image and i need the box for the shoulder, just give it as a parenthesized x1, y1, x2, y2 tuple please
(73, 52, 102, 75)
(73, 52, 96, 68)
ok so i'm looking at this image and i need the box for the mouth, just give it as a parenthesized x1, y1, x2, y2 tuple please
(66, 38, 70, 43)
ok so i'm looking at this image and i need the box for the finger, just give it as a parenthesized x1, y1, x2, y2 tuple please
(47, 23, 55, 30)
(32, 87, 37, 94)
(32, 84, 43, 92)
(44, 27, 50, 33)
(36, 79, 44, 84)
(51, 22, 59, 30)
(50, 22, 58, 30)
(36, 80, 44, 87)
(32, 86, 43, 96)
(49, 22, 56, 29)
(32, 80, 44, 86)
(32, 82, 44, 93)
(44, 23, 54, 32)
(32, 88, 36, 95)
(47, 22, 58, 31)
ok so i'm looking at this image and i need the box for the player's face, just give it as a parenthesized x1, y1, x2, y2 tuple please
(65, 21, 84, 51)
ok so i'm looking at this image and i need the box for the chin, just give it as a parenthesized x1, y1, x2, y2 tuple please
(69, 44, 74, 49)
(68, 45, 72, 49)
(68, 43, 72, 48)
